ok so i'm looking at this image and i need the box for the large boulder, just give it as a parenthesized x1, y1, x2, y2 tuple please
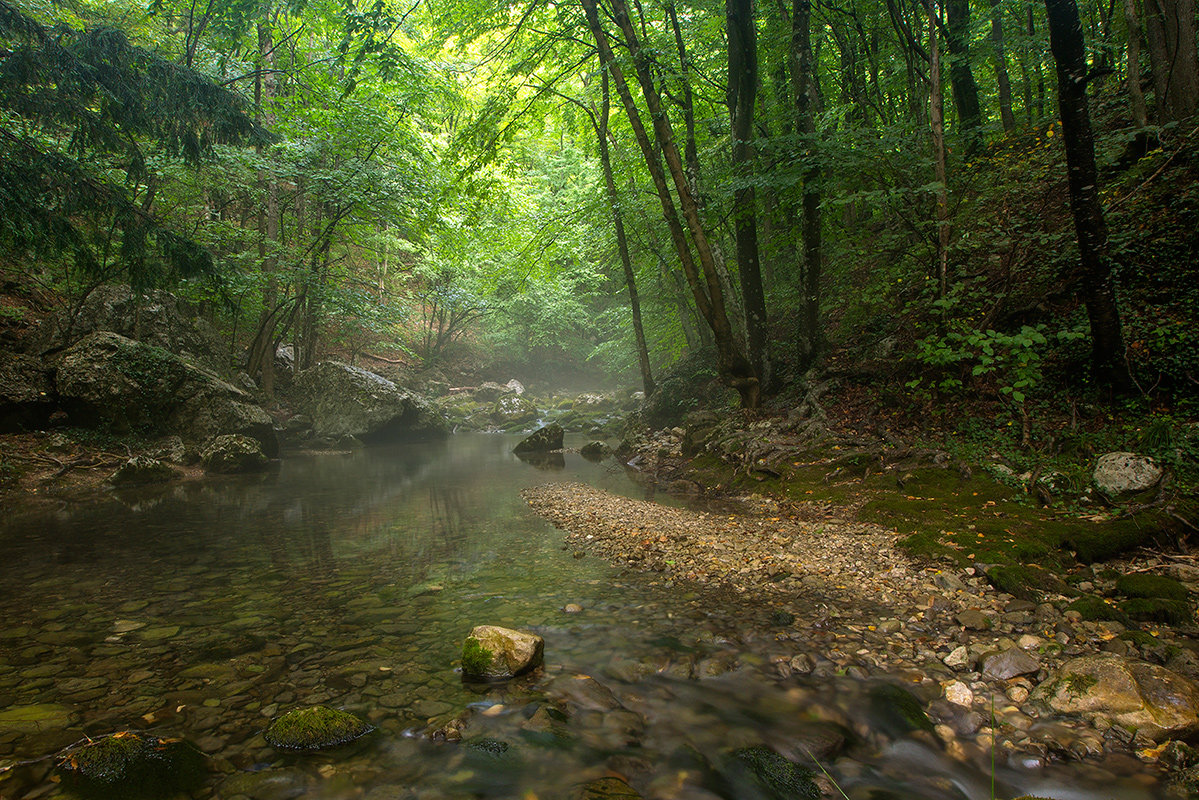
(294, 361, 446, 443)
(55, 332, 277, 455)
(461, 625, 544, 681)
(1094, 452, 1163, 497)
(0, 350, 54, 432)
(491, 395, 538, 427)
(33, 285, 225, 372)
(514, 424, 563, 454)
(200, 434, 269, 474)
(1032, 655, 1199, 741)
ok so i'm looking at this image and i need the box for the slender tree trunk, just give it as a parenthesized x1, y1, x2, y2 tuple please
(791, 0, 824, 369)
(1143, 0, 1199, 122)
(247, 17, 280, 398)
(1123, 0, 1150, 126)
(581, 0, 759, 407)
(1044, 0, 1131, 391)
(598, 72, 655, 396)
(727, 0, 769, 391)
(946, 0, 984, 153)
(990, 0, 1018, 131)
(929, 0, 952, 298)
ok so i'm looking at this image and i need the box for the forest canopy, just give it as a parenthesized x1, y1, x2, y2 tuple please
(0, 0, 1195, 413)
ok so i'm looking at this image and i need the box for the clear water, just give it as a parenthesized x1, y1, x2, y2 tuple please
(0, 434, 1163, 799)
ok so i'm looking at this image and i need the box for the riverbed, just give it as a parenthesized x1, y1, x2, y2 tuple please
(0, 434, 1164, 799)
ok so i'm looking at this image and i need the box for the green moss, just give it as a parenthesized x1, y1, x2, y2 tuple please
(1065, 518, 1156, 563)
(461, 636, 494, 676)
(57, 732, 204, 799)
(868, 683, 934, 735)
(987, 564, 1075, 602)
(1121, 597, 1193, 625)
(1115, 574, 1188, 601)
(263, 706, 374, 750)
(1119, 630, 1159, 648)
(1068, 595, 1132, 624)
(1062, 672, 1099, 696)
(729, 746, 819, 799)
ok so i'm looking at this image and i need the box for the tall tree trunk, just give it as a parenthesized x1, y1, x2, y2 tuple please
(581, 0, 759, 407)
(1044, 0, 1131, 391)
(791, 0, 824, 370)
(597, 72, 656, 396)
(246, 17, 280, 398)
(990, 0, 1018, 131)
(1143, 0, 1199, 122)
(727, 0, 769, 391)
(1123, 0, 1150, 126)
(945, 0, 984, 153)
(929, 0, 952, 298)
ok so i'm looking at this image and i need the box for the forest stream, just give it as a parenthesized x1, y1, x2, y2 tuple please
(0, 433, 1167, 800)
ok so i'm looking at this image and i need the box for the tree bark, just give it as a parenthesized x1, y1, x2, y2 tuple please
(929, 0, 952, 298)
(597, 72, 656, 396)
(945, 0, 984, 153)
(791, 0, 824, 370)
(1142, 0, 1199, 122)
(1044, 0, 1131, 391)
(1123, 0, 1150, 127)
(727, 0, 770, 390)
(989, 0, 1017, 132)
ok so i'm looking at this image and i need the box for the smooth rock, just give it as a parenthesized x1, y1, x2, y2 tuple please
(462, 625, 544, 681)
(981, 648, 1039, 680)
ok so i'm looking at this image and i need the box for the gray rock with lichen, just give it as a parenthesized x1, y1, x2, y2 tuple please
(294, 361, 446, 443)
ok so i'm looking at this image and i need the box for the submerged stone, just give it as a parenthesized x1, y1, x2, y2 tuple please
(728, 746, 819, 799)
(56, 731, 204, 799)
(868, 683, 934, 735)
(574, 775, 643, 799)
(0, 703, 75, 732)
(263, 706, 374, 750)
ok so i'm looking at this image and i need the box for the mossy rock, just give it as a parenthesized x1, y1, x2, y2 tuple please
(263, 706, 374, 750)
(464, 737, 511, 758)
(1065, 518, 1156, 563)
(1116, 574, 1189, 602)
(1120, 597, 1193, 626)
(987, 564, 1074, 602)
(1119, 630, 1160, 648)
(728, 746, 819, 799)
(1068, 595, 1132, 625)
(574, 775, 643, 799)
(57, 731, 204, 799)
(868, 683, 934, 735)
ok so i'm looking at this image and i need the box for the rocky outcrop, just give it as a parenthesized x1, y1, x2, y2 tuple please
(0, 350, 54, 432)
(461, 625, 544, 681)
(34, 285, 225, 372)
(1093, 453, 1162, 497)
(1032, 655, 1199, 741)
(514, 424, 563, 454)
(55, 332, 277, 455)
(293, 361, 446, 443)
(491, 394, 538, 427)
(200, 434, 269, 474)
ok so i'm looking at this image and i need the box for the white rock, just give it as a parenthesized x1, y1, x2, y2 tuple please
(944, 646, 971, 671)
(945, 680, 974, 707)
(1093, 452, 1162, 496)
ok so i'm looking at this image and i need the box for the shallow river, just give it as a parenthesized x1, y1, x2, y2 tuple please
(0, 434, 1164, 799)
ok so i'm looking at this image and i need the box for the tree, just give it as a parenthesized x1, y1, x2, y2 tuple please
(1043, 0, 1130, 390)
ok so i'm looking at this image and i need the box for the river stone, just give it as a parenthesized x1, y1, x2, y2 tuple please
(0, 703, 75, 732)
(574, 776, 643, 799)
(263, 706, 374, 750)
(981, 647, 1039, 680)
(956, 609, 993, 630)
(944, 646, 971, 671)
(222, 767, 311, 800)
(580, 441, 611, 461)
(1093, 452, 1162, 497)
(55, 332, 277, 454)
(57, 731, 204, 797)
(514, 424, 564, 454)
(1032, 655, 1199, 741)
(462, 625, 544, 681)
(109, 456, 176, 486)
(201, 434, 269, 473)
(491, 394, 538, 426)
(294, 361, 446, 443)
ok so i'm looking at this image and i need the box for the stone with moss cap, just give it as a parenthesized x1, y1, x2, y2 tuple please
(263, 706, 374, 750)
(461, 625, 544, 681)
(1031, 654, 1199, 742)
(57, 731, 204, 798)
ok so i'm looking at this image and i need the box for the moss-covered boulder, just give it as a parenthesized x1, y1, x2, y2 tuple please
(514, 424, 563, 454)
(1032, 655, 1199, 741)
(1116, 574, 1189, 602)
(579, 440, 611, 461)
(1067, 595, 1132, 625)
(108, 456, 176, 486)
(492, 394, 538, 427)
(986, 564, 1073, 602)
(56, 731, 204, 799)
(461, 625, 544, 681)
(1121, 597, 1193, 625)
(200, 434, 269, 474)
(263, 706, 374, 750)
(727, 746, 819, 799)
